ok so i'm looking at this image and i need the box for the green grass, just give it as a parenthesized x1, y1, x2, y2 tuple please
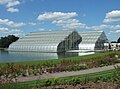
(0, 69, 117, 89)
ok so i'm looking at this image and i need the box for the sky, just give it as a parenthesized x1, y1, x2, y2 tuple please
(0, 0, 120, 41)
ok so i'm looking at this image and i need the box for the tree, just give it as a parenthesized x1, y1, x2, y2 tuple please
(111, 41, 117, 43)
(0, 35, 19, 48)
(117, 37, 120, 43)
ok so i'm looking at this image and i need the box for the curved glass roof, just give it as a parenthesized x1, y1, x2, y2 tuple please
(79, 31, 108, 50)
(11, 30, 74, 46)
(9, 30, 108, 52)
(9, 30, 81, 52)
(79, 31, 103, 44)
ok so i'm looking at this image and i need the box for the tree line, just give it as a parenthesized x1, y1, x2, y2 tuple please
(110, 37, 120, 43)
(0, 35, 19, 48)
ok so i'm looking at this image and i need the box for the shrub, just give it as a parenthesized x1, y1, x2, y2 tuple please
(70, 77, 81, 86)
(113, 65, 120, 81)
(51, 78, 60, 86)
(63, 65, 88, 71)
(44, 79, 52, 87)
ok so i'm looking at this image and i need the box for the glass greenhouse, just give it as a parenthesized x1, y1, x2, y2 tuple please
(79, 31, 108, 51)
(9, 30, 108, 52)
(9, 30, 82, 52)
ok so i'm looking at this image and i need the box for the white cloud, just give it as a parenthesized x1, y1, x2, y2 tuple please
(7, 7, 19, 12)
(38, 28, 45, 31)
(0, 0, 20, 13)
(37, 12, 78, 20)
(53, 19, 85, 29)
(0, 19, 25, 27)
(38, 28, 53, 31)
(0, 0, 11, 4)
(84, 24, 120, 39)
(37, 12, 85, 29)
(52, 19, 79, 25)
(113, 25, 120, 30)
(29, 22, 36, 26)
(37, 11, 120, 41)
(0, 27, 24, 37)
(115, 30, 120, 33)
(85, 25, 111, 30)
(85, 24, 120, 31)
(6, 0, 20, 7)
(0, 27, 9, 31)
(108, 29, 120, 35)
(103, 10, 120, 23)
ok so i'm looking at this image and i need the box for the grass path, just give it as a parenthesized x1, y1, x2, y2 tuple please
(17, 63, 120, 82)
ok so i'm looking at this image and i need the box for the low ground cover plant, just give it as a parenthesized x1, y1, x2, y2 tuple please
(0, 66, 120, 89)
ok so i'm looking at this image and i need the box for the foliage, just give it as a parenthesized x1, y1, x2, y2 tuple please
(0, 69, 118, 89)
(41, 81, 119, 89)
(63, 65, 88, 71)
(113, 65, 120, 81)
(0, 35, 19, 48)
(32, 69, 119, 88)
(70, 77, 81, 86)
(0, 83, 31, 89)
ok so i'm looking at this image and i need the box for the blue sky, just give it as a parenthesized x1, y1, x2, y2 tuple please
(0, 0, 120, 41)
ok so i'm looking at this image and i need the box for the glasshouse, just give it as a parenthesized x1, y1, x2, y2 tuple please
(9, 30, 108, 52)
(9, 30, 82, 52)
(79, 31, 108, 51)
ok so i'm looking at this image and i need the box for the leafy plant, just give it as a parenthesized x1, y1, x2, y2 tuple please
(113, 65, 120, 81)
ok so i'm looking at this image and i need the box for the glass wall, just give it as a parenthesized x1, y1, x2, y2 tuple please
(57, 31, 82, 52)
(9, 30, 81, 52)
(79, 31, 108, 51)
(9, 30, 108, 52)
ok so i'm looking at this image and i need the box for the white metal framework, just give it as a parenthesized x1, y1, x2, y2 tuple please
(9, 30, 81, 52)
(79, 31, 108, 51)
(9, 30, 108, 52)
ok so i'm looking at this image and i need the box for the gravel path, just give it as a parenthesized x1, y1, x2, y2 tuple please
(17, 63, 120, 82)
